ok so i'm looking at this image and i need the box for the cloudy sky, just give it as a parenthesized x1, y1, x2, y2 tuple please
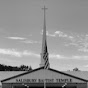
(0, 0, 88, 71)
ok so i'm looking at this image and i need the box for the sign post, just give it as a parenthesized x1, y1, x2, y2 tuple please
(44, 79, 46, 88)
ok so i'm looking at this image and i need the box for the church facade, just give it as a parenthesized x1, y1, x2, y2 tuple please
(1, 6, 88, 88)
(1, 67, 88, 88)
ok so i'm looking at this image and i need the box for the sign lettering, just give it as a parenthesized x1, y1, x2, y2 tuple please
(16, 78, 72, 83)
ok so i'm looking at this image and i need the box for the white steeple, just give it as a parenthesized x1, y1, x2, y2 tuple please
(40, 6, 50, 69)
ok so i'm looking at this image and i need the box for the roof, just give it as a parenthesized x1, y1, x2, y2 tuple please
(1, 67, 88, 82)
(0, 71, 25, 81)
(65, 71, 88, 80)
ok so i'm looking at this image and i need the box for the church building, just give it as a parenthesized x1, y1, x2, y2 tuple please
(1, 6, 88, 88)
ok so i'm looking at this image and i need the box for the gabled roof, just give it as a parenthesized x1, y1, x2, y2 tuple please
(0, 71, 25, 81)
(1, 67, 44, 82)
(65, 71, 88, 81)
(1, 67, 87, 82)
(49, 68, 87, 82)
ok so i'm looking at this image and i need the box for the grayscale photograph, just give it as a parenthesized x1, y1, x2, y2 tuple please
(0, 0, 88, 88)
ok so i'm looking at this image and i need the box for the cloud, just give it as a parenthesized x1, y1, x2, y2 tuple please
(0, 48, 88, 62)
(42, 30, 88, 53)
(78, 36, 88, 52)
(75, 36, 88, 52)
(41, 30, 55, 37)
(54, 31, 68, 37)
(79, 47, 88, 52)
(41, 30, 75, 43)
(46, 31, 56, 37)
(42, 29, 88, 53)
(84, 65, 88, 68)
(47, 31, 68, 38)
(22, 50, 40, 57)
(0, 48, 40, 58)
(7, 36, 40, 44)
(49, 53, 88, 60)
(7, 37, 26, 40)
(71, 55, 88, 60)
(22, 40, 41, 44)
(62, 32, 88, 52)
(49, 54, 65, 59)
(0, 49, 21, 57)
(65, 43, 78, 47)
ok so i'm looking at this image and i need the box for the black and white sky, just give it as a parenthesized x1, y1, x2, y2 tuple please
(0, 0, 88, 71)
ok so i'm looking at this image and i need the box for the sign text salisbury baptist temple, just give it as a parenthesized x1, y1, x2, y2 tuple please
(1, 6, 88, 88)
(16, 78, 72, 83)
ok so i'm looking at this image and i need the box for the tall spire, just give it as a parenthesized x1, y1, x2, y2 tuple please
(40, 6, 50, 69)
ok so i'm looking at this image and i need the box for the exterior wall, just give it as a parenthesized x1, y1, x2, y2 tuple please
(87, 82, 88, 88)
(2, 83, 12, 88)
(76, 83, 87, 88)
(2, 83, 87, 88)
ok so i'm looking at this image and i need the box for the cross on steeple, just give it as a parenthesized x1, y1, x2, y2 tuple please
(42, 6, 48, 31)
(42, 6, 48, 12)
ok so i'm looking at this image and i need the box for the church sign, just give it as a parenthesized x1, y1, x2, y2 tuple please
(16, 78, 72, 83)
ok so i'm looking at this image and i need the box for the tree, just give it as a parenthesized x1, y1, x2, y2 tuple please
(19, 65, 32, 71)
(73, 67, 80, 71)
(0, 64, 32, 71)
